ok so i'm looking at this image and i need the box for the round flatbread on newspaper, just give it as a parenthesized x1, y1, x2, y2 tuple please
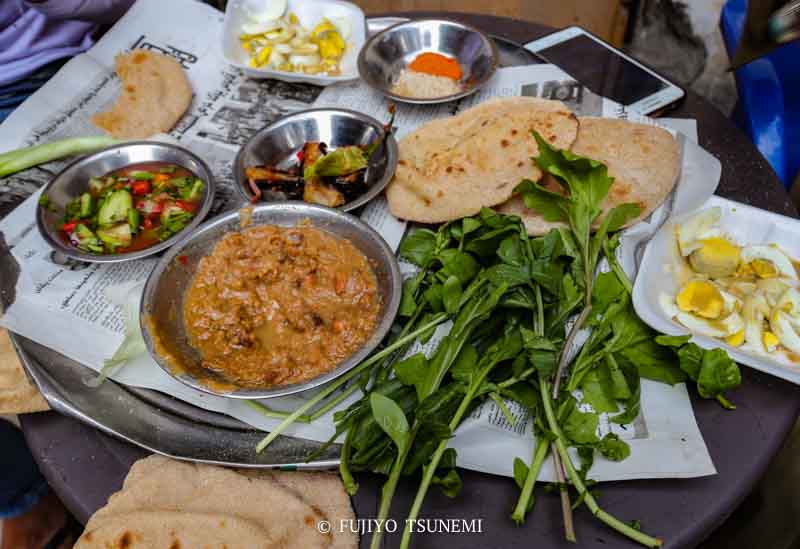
(386, 97, 579, 223)
(92, 50, 192, 139)
(75, 455, 358, 549)
(498, 116, 681, 235)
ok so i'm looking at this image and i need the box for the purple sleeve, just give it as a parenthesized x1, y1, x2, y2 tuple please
(24, 0, 136, 24)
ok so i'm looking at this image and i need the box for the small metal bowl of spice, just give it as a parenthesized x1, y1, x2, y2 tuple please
(357, 19, 498, 104)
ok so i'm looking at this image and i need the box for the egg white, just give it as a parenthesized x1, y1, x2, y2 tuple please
(741, 245, 798, 280)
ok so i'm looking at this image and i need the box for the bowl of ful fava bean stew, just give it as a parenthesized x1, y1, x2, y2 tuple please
(141, 202, 402, 399)
(37, 142, 215, 263)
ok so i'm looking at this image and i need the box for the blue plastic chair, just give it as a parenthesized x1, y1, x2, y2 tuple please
(721, 0, 800, 188)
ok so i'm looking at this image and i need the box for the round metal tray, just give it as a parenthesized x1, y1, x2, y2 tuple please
(11, 18, 539, 468)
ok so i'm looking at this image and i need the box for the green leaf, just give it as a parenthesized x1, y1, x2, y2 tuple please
(580, 365, 619, 414)
(676, 342, 703, 379)
(451, 344, 480, 384)
(515, 178, 567, 222)
(399, 277, 420, 317)
(497, 235, 526, 266)
(513, 457, 529, 490)
(462, 217, 482, 235)
(424, 284, 444, 313)
(604, 203, 642, 233)
(395, 353, 428, 400)
(560, 396, 599, 445)
(370, 393, 410, 452)
(399, 229, 437, 267)
(592, 271, 626, 312)
(502, 382, 539, 411)
(598, 433, 630, 461)
(437, 249, 480, 284)
(483, 263, 531, 288)
(696, 348, 742, 399)
(655, 334, 693, 348)
(442, 275, 462, 315)
(619, 341, 687, 385)
(431, 468, 462, 498)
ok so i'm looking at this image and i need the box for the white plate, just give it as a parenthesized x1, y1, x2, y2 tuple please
(221, 0, 366, 85)
(633, 194, 800, 385)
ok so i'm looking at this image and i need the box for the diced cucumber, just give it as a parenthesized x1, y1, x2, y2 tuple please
(97, 223, 132, 249)
(180, 179, 204, 201)
(79, 192, 93, 218)
(128, 171, 155, 180)
(97, 189, 133, 227)
(128, 208, 141, 233)
(73, 224, 104, 253)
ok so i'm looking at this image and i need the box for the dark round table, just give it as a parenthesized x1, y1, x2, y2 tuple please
(19, 11, 800, 549)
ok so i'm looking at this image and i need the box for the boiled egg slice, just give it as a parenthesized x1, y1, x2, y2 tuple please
(241, 0, 287, 23)
(675, 310, 744, 339)
(770, 309, 800, 354)
(741, 245, 798, 280)
(743, 293, 770, 353)
(676, 207, 724, 257)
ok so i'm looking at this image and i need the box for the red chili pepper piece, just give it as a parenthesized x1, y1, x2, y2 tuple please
(62, 221, 78, 233)
(175, 200, 196, 212)
(131, 181, 151, 195)
(177, 255, 188, 266)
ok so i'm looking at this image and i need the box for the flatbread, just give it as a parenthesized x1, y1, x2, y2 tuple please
(77, 455, 357, 549)
(386, 97, 579, 223)
(92, 50, 192, 139)
(0, 331, 48, 414)
(498, 116, 681, 235)
(75, 510, 272, 548)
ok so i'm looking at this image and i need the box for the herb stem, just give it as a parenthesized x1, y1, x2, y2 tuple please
(254, 313, 448, 453)
(245, 401, 311, 423)
(308, 383, 360, 421)
(511, 436, 548, 524)
(552, 443, 577, 542)
(339, 428, 358, 495)
(552, 304, 592, 398)
(539, 379, 662, 548)
(372, 425, 417, 549)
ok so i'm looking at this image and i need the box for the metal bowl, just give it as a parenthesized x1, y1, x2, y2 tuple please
(357, 19, 498, 104)
(234, 108, 398, 211)
(140, 202, 402, 399)
(36, 142, 216, 264)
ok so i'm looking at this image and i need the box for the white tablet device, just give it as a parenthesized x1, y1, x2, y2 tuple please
(526, 26, 685, 116)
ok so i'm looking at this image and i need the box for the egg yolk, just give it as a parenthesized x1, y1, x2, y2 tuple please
(763, 331, 780, 350)
(676, 281, 725, 319)
(688, 238, 741, 278)
(725, 329, 745, 347)
(751, 259, 779, 278)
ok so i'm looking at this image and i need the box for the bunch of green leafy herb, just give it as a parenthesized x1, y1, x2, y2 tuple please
(254, 133, 742, 549)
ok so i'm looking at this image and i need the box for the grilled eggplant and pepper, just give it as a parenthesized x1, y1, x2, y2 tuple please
(245, 108, 395, 208)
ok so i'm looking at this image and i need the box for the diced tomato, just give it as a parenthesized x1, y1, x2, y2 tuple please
(62, 221, 78, 233)
(131, 181, 151, 195)
(177, 255, 189, 266)
(175, 200, 196, 212)
(143, 217, 154, 230)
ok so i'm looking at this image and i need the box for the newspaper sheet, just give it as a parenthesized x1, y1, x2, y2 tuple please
(0, 0, 721, 481)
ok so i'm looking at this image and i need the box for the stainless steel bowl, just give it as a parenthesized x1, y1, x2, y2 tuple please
(357, 19, 498, 104)
(140, 202, 402, 399)
(36, 142, 216, 263)
(234, 108, 398, 211)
